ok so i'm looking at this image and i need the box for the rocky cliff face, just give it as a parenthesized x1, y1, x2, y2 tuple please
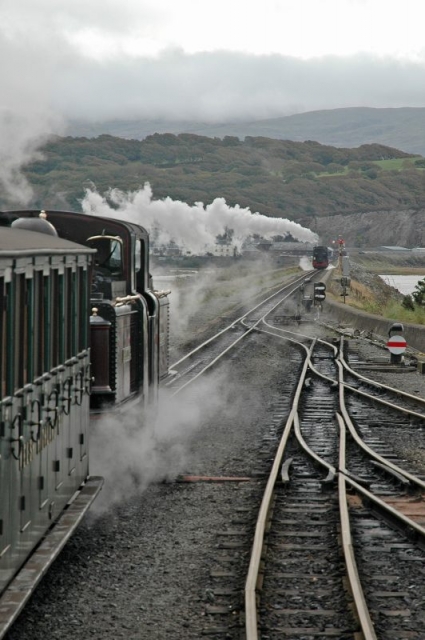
(313, 208, 425, 248)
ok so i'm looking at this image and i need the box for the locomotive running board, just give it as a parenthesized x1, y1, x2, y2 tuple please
(0, 476, 104, 639)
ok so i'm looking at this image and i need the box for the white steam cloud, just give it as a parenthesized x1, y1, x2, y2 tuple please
(81, 183, 318, 252)
(89, 371, 230, 514)
(0, 110, 60, 205)
(299, 256, 313, 271)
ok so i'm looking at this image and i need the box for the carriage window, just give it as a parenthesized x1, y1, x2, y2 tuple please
(43, 275, 52, 372)
(64, 268, 72, 360)
(71, 269, 78, 356)
(135, 240, 141, 272)
(135, 239, 147, 292)
(4, 281, 13, 395)
(0, 277, 5, 397)
(78, 266, 88, 351)
(52, 270, 61, 367)
(33, 271, 44, 378)
(14, 274, 27, 388)
(108, 240, 122, 271)
(26, 275, 34, 381)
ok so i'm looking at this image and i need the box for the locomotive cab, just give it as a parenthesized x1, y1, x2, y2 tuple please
(88, 235, 124, 278)
(88, 235, 127, 301)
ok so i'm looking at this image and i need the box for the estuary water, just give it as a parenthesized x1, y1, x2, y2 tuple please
(380, 274, 425, 295)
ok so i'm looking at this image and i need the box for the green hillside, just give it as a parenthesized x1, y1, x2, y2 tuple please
(11, 134, 425, 231)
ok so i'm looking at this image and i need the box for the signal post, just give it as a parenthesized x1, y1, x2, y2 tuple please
(314, 282, 326, 315)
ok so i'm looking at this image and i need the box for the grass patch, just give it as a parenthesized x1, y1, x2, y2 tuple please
(329, 275, 425, 325)
(353, 254, 425, 274)
(373, 158, 416, 170)
(380, 300, 425, 324)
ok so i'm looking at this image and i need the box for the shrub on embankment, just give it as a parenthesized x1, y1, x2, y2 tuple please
(326, 262, 425, 326)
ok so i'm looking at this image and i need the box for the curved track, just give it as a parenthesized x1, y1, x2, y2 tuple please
(241, 316, 425, 640)
(162, 269, 425, 638)
(164, 271, 316, 395)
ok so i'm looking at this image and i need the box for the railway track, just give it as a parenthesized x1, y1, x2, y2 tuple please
(7, 269, 425, 640)
(163, 271, 317, 395)
(162, 273, 425, 638)
(241, 321, 425, 640)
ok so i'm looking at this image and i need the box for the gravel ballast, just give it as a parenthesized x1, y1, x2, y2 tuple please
(7, 324, 296, 639)
(5, 266, 425, 640)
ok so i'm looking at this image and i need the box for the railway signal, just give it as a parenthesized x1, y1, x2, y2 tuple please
(387, 323, 407, 364)
(314, 282, 326, 301)
(386, 335, 407, 355)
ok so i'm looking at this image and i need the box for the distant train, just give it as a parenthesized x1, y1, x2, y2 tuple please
(312, 245, 329, 270)
(0, 209, 170, 637)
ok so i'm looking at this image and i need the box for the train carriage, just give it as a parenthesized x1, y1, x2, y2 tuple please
(0, 210, 170, 637)
(0, 227, 103, 634)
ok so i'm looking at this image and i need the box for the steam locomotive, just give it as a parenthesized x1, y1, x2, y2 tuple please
(0, 209, 170, 637)
(312, 245, 329, 270)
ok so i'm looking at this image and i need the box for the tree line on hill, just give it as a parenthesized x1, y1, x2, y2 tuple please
(6, 133, 425, 228)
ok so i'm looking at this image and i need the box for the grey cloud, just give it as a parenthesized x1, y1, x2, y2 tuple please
(1, 10, 425, 127)
(0, 0, 160, 39)
(1, 27, 425, 203)
(51, 50, 425, 124)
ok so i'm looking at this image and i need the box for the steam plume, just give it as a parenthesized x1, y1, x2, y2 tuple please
(81, 183, 318, 252)
(89, 371, 231, 514)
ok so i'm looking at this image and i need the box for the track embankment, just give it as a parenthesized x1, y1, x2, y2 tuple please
(321, 270, 425, 354)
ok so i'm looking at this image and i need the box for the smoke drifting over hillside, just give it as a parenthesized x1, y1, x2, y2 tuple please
(0, 110, 60, 205)
(82, 183, 318, 251)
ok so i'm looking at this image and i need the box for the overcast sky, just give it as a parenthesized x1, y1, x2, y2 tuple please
(2, 0, 425, 128)
(1, 0, 425, 207)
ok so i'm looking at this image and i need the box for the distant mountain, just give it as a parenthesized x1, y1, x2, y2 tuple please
(66, 107, 425, 156)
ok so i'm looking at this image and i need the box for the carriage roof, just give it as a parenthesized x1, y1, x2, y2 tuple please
(0, 228, 95, 256)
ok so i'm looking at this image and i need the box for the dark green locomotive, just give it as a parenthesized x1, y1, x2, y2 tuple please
(0, 210, 170, 637)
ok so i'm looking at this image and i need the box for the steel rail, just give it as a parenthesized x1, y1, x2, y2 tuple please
(169, 272, 311, 369)
(259, 322, 425, 432)
(336, 413, 378, 640)
(336, 345, 425, 491)
(244, 341, 315, 640)
(342, 381, 425, 420)
(293, 337, 425, 420)
(170, 321, 258, 396)
(340, 346, 425, 408)
(261, 317, 338, 352)
(169, 273, 313, 395)
(260, 318, 340, 385)
(265, 323, 425, 417)
(293, 412, 337, 480)
(281, 332, 425, 422)
(342, 467, 425, 545)
(241, 329, 425, 639)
